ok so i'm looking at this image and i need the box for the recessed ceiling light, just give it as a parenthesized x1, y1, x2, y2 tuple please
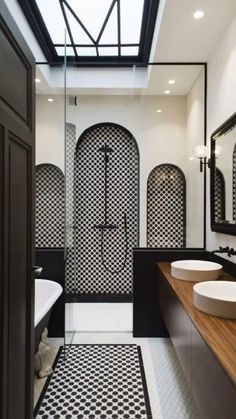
(189, 156, 194, 161)
(193, 10, 204, 19)
(156, 109, 162, 113)
(35, 78, 41, 83)
(48, 98, 54, 102)
(168, 79, 175, 85)
(164, 90, 170, 94)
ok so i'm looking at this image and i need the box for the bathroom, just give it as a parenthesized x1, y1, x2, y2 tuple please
(0, 1, 236, 419)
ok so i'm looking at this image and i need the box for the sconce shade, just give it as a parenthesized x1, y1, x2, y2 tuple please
(194, 145, 208, 158)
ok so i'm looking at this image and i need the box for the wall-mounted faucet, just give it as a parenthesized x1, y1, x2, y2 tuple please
(211, 246, 236, 257)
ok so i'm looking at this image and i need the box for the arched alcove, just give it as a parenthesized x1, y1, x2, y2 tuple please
(35, 164, 64, 248)
(71, 122, 139, 296)
(147, 164, 186, 247)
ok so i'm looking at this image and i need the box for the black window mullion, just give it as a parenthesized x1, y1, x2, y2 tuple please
(96, 0, 117, 44)
(63, 0, 96, 45)
(117, 0, 121, 56)
(59, 0, 77, 56)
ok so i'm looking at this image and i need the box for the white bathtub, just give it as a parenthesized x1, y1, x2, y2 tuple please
(35, 279, 63, 327)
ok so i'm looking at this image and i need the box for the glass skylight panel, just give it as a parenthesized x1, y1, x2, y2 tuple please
(55, 46, 75, 56)
(36, 0, 66, 44)
(120, 0, 144, 43)
(76, 47, 97, 56)
(30, 0, 155, 62)
(121, 47, 139, 56)
(65, 7, 94, 44)
(98, 47, 119, 56)
(67, 0, 112, 40)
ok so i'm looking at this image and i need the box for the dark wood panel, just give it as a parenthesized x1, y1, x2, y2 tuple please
(169, 292, 191, 385)
(0, 16, 30, 125)
(0, 3, 35, 419)
(157, 271, 191, 384)
(8, 136, 30, 418)
(192, 326, 236, 419)
(0, 124, 4, 418)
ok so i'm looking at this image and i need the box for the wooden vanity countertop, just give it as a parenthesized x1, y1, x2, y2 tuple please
(157, 262, 236, 387)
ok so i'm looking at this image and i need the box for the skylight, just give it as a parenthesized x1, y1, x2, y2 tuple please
(18, 0, 160, 65)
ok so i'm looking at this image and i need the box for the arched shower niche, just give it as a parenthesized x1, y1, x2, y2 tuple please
(67, 122, 139, 301)
(147, 163, 186, 248)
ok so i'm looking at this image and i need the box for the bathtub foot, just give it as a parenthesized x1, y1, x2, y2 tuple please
(34, 328, 53, 378)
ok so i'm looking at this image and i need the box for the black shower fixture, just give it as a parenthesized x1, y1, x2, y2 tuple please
(98, 143, 114, 162)
(94, 143, 128, 274)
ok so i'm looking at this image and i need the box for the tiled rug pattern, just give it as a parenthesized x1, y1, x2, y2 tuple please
(36, 344, 152, 419)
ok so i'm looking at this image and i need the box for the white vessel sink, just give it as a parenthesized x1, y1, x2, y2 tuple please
(171, 260, 222, 282)
(193, 281, 236, 319)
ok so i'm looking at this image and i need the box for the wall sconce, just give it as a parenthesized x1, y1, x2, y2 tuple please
(194, 145, 209, 172)
(194, 145, 222, 172)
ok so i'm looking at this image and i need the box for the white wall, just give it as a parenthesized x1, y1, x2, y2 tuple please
(36, 94, 204, 247)
(207, 12, 236, 258)
(186, 70, 205, 247)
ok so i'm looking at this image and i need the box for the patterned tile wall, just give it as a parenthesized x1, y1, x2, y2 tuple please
(67, 123, 139, 295)
(233, 144, 236, 221)
(65, 123, 76, 293)
(214, 168, 225, 222)
(147, 164, 186, 248)
(35, 164, 64, 248)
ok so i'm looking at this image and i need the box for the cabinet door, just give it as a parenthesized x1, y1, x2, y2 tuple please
(168, 289, 191, 385)
(157, 273, 191, 385)
(191, 326, 236, 419)
(157, 272, 170, 328)
(0, 3, 35, 419)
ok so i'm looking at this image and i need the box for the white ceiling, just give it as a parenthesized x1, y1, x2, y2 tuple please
(34, 0, 236, 95)
(154, 0, 236, 62)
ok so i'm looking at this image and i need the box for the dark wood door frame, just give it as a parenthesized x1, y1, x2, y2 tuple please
(0, 1, 35, 418)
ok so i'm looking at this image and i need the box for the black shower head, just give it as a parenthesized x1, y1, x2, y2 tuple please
(98, 144, 113, 154)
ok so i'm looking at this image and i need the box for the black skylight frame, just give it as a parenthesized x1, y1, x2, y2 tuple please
(18, 0, 160, 66)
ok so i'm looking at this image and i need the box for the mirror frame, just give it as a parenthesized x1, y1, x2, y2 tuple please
(210, 112, 236, 235)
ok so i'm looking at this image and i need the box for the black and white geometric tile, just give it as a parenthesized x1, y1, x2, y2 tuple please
(60, 332, 200, 419)
(147, 164, 186, 247)
(65, 123, 76, 293)
(35, 164, 64, 248)
(233, 144, 236, 221)
(70, 123, 139, 295)
(214, 168, 225, 222)
(36, 344, 152, 419)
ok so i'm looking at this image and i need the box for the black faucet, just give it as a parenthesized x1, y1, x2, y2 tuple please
(211, 246, 236, 257)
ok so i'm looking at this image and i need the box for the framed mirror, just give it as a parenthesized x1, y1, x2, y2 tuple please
(211, 112, 236, 235)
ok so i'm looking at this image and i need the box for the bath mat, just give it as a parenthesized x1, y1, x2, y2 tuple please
(35, 344, 152, 419)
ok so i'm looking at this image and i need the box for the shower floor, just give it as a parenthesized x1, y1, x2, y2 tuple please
(66, 303, 133, 332)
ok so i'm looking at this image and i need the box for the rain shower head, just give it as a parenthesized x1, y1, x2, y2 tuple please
(98, 144, 113, 154)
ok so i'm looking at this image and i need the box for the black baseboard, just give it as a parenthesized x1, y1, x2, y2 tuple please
(65, 293, 133, 303)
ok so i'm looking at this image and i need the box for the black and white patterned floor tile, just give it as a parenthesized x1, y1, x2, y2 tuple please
(36, 345, 152, 419)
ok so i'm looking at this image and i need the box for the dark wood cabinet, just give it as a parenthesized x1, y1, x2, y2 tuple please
(157, 273, 191, 385)
(157, 266, 236, 419)
(191, 326, 236, 419)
